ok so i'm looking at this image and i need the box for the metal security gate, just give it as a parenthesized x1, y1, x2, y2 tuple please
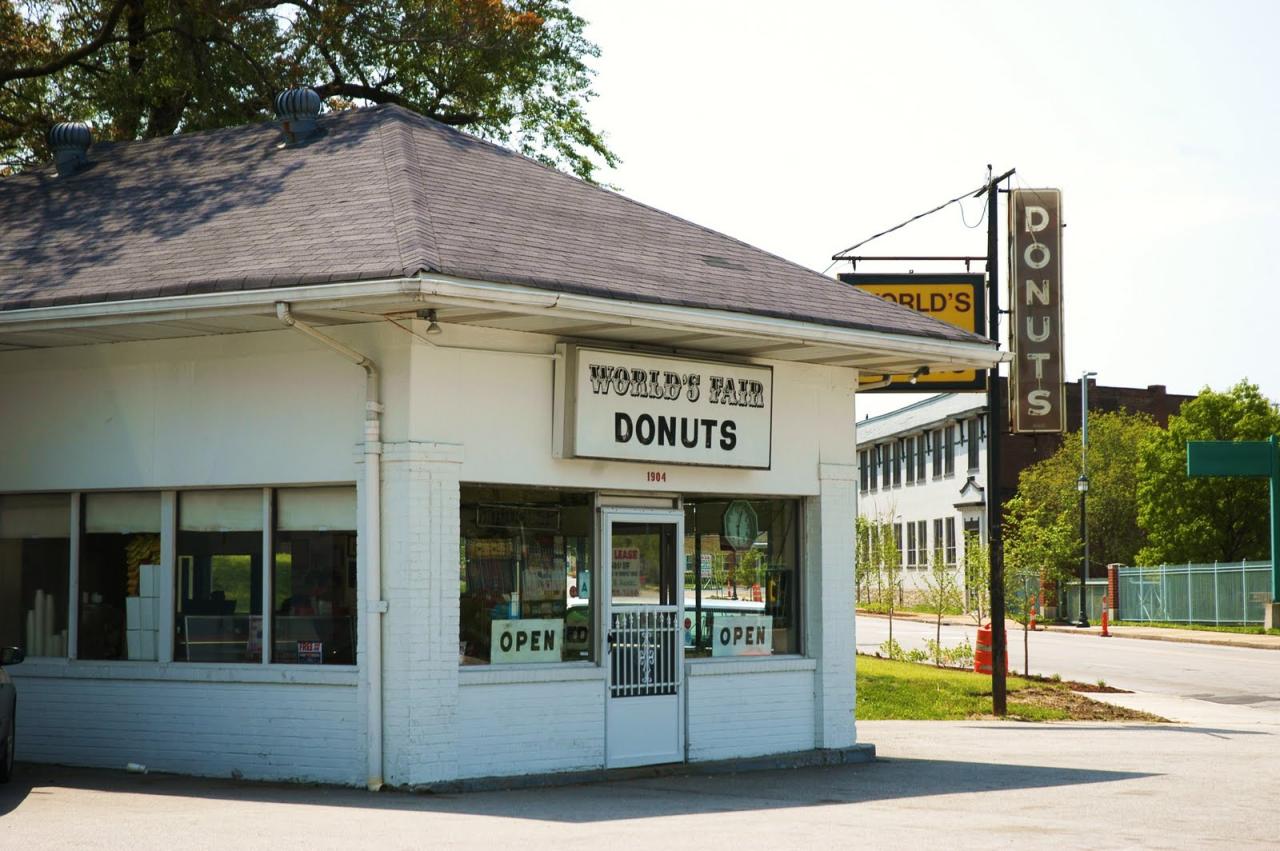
(609, 608, 679, 697)
(603, 511, 684, 768)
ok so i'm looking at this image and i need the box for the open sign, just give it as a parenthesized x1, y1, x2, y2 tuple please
(711, 614, 772, 657)
(490, 618, 563, 664)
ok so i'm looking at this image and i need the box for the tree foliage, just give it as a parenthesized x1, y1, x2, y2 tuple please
(1005, 409, 1158, 576)
(1136, 380, 1280, 565)
(0, 0, 617, 180)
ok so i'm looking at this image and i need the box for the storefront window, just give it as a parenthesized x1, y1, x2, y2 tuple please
(459, 487, 593, 666)
(272, 487, 357, 665)
(80, 492, 161, 660)
(0, 494, 70, 657)
(682, 498, 800, 658)
(175, 490, 263, 663)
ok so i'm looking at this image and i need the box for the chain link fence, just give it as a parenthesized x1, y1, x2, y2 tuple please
(1116, 562, 1271, 625)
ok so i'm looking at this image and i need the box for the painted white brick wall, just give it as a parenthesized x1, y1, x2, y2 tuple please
(379, 441, 462, 787)
(456, 673, 605, 777)
(12, 670, 361, 784)
(808, 464, 858, 749)
(686, 661, 816, 761)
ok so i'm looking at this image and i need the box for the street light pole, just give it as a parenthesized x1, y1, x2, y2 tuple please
(1076, 371, 1097, 627)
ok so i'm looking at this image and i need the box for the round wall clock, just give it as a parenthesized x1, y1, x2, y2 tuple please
(722, 500, 759, 551)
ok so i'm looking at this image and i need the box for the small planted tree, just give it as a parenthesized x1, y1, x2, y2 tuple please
(857, 513, 903, 655)
(878, 517, 904, 652)
(1004, 493, 1078, 675)
(962, 531, 990, 623)
(921, 544, 964, 665)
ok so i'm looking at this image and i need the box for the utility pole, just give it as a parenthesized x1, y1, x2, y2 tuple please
(980, 165, 1014, 715)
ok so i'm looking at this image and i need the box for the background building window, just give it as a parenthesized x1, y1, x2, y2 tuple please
(0, 494, 70, 657)
(892, 440, 903, 487)
(175, 490, 264, 663)
(944, 426, 956, 476)
(968, 418, 981, 472)
(916, 436, 926, 481)
(869, 446, 879, 491)
(459, 487, 593, 666)
(906, 522, 917, 567)
(273, 487, 357, 665)
(932, 518, 944, 565)
(859, 450, 869, 493)
(905, 437, 916, 484)
(917, 520, 928, 567)
(684, 498, 801, 657)
(945, 518, 957, 566)
(80, 492, 161, 660)
(932, 430, 943, 478)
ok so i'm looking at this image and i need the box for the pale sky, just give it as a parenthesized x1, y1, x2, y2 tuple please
(576, 0, 1280, 418)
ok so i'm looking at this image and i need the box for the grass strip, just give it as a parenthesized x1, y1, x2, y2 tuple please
(856, 655, 1165, 722)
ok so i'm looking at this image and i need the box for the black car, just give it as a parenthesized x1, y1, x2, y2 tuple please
(0, 645, 23, 783)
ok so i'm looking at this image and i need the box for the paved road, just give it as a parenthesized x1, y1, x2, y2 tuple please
(857, 614, 1280, 720)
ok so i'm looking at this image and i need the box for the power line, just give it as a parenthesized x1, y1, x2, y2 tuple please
(830, 181, 989, 260)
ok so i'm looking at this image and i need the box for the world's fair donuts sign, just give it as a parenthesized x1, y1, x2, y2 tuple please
(1009, 188, 1065, 434)
(554, 345, 773, 469)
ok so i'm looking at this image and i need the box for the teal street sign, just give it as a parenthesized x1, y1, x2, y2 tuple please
(1187, 441, 1275, 478)
(1186, 436, 1279, 601)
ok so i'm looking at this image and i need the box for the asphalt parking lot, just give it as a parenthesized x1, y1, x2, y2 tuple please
(2, 700, 1275, 850)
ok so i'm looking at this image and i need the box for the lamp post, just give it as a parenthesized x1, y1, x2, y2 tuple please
(1077, 371, 1097, 627)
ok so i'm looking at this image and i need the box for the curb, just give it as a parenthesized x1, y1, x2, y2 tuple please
(1039, 624, 1280, 652)
(405, 744, 878, 794)
(858, 610, 1280, 651)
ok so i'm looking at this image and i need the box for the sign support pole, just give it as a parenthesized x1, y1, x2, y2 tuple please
(1271, 435, 1279, 604)
(983, 165, 1013, 716)
(1186, 435, 1280, 623)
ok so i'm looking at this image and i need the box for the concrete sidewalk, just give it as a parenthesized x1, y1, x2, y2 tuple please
(858, 608, 1280, 651)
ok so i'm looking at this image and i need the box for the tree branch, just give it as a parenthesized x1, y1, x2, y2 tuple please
(0, 0, 130, 84)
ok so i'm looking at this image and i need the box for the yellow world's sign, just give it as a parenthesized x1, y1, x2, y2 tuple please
(837, 273, 986, 391)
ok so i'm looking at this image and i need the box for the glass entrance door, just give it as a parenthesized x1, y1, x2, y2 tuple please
(603, 511, 684, 768)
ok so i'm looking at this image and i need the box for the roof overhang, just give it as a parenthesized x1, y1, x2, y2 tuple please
(0, 272, 1005, 375)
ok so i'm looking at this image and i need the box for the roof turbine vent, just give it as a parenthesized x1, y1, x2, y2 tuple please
(48, 122, 92, 177)
(275, 87, 323, 145)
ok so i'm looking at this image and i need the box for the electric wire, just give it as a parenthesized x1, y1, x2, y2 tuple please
(829, 180, 989, 260)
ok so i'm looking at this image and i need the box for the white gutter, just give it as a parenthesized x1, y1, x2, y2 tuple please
(0, 272, 1006, 369)
(275, 302, 385, 792)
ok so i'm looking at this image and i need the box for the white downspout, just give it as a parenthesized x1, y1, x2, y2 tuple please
(276, 302, 385, 791)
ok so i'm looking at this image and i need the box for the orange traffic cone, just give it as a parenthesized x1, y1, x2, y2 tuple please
(1100, 605, 1110, 637)
(1028, 600, 1038, 631)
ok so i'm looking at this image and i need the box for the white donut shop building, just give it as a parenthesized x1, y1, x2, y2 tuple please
(0, 94, 999, 788)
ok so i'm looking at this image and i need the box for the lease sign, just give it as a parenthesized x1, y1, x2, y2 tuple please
(1008, 189, 1065, 433)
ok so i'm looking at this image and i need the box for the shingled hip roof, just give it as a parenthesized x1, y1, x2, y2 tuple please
(0, 104, 990, 348)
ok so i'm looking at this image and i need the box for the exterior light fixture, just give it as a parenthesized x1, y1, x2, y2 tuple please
(422, 309, 443, 335)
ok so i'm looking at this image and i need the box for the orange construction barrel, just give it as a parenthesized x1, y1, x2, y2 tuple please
(974, 622, 1008, 675)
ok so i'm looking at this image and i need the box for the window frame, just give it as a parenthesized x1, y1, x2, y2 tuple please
(931, 429, 943, 478)
(944, 426, 956, 476)
(905, 437, 916, 485)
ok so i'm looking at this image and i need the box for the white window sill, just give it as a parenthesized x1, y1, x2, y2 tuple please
(9, 658, 358, 686)
(459, 662, 602, 686)
(685, 656, 815, 677)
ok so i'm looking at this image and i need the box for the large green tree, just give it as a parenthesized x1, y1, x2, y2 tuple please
(1136, 380, 1280, 565)
(0, 0, 617, 180)
(1005, 409, 1159, 576)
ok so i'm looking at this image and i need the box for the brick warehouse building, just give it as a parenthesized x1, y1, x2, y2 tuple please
(856, 378, 1194, 604)
(0, 92, 999, 787)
